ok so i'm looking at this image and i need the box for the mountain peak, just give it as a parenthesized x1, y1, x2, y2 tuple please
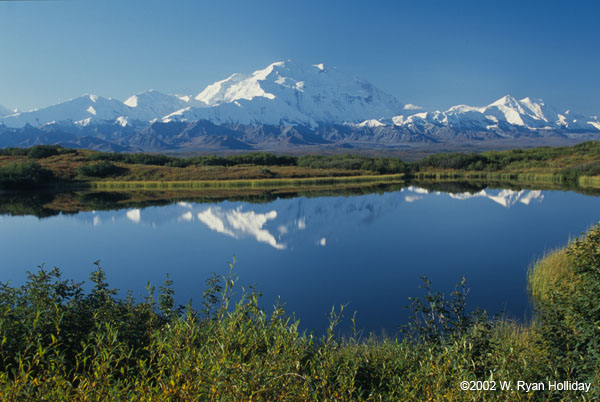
(519, 96, 544, 105)
(191, 60, 403, 124)
(489, 94, 520, 107)
(123, 90, 189, 121)
(125, 89, 178, 108)
(73, 94, 100, 103)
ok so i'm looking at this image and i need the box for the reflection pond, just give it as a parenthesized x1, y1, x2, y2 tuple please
(1, 184, 599, 334)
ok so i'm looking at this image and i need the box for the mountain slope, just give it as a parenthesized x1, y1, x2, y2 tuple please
(123, 90, 190, 123)
(171, 61, 404, 125)
(0, 95, 131, 128)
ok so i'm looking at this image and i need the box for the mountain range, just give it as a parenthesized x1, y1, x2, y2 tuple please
(1, 60, 599, 153)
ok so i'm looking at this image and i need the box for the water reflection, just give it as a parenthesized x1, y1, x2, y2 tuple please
(196, 206, 284, 250)
(446, 189, 543, 207)
(70, 187, 548, 251)
(401, 185, 544, 207)
(126, 209, 141, 223)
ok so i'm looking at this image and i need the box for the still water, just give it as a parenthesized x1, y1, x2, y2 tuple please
(1, 186, 599, 334)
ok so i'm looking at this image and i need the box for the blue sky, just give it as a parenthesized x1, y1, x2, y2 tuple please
(1, 0, 599, 115)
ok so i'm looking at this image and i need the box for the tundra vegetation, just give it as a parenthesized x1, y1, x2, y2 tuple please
(0, 224, 598, 400)
(1, 141, 600, 189)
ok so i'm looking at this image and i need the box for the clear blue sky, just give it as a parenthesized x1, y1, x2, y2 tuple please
(1, 0, 599, 115)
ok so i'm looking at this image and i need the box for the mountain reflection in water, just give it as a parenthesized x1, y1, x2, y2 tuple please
(79, 187, 546, 251)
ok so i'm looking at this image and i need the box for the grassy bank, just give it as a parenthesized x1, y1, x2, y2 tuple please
(1, 225, 599, 400)
(89, 174, 403, 191)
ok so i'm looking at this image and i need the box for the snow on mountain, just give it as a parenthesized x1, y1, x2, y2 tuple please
(484, 96, 599, 131)
(0, 61, 598, 138)
(163, 94, 317, 126)
(392, 95, 600, 133)
(481, 95, 564, 129)
(123, 90, 190, 121)
(486, 95, 528, 126)
(0, 61, 403, 128)
(0, 90, 191, 128)
(178, 60, 403, 125)
(0, 95, 131, 128)
(351, 119, 387, 128)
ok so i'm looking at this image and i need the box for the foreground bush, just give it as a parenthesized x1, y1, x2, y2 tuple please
(1, 231, 599, 400)
(532, 225, 600, 383)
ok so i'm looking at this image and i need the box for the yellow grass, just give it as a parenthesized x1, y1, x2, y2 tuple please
(528, 248, 574, 304)
(89, 173, 404, 190)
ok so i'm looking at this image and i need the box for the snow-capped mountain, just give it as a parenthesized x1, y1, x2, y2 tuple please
(164, 61, 403, 126)
(123, 90, 190, 123)
(0, 92, 192, 129)
(0, 61, 403, 129)
(389, 95, 600, 133)
(0, 61, 599, 152)
(0, 94, 132, 128)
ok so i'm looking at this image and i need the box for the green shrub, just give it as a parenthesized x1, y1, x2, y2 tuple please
(560, 162, 600, 180)
(416, 152, 489, 171)
(26, 145, 61, 159)
(77, 161, 127, 178)
(0, 161, 54, 189)
(297, 154, 408, 173)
